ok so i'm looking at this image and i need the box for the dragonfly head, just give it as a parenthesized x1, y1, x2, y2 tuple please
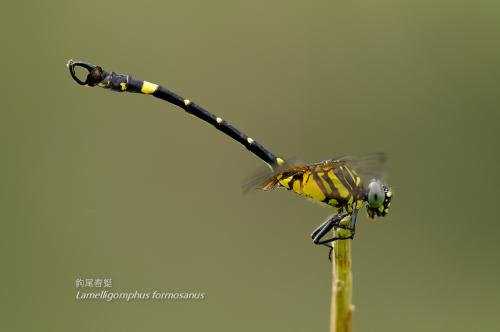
(365, 179, 392, 219)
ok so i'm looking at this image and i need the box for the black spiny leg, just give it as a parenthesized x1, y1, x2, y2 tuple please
(311, 212, 356, 260)
(311, 213, 354, 244)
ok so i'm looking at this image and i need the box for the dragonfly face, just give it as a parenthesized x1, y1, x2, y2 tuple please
(365, 180, 392, 219)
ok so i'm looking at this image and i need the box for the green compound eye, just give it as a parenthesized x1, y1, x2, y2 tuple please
(367, 180, 385, 208)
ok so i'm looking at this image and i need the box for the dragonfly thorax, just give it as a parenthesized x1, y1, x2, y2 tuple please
(276, 160, 365, 213)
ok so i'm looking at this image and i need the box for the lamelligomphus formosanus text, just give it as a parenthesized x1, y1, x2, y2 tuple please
(67, 60, 393, 257)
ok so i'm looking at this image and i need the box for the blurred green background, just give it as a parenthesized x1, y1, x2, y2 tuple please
(1, 1, 499, 331)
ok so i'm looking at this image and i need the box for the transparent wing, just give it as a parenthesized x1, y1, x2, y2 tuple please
(241, 158, 306, 194)
(337, 152, 387, 185)
(241, 163, 277, 194)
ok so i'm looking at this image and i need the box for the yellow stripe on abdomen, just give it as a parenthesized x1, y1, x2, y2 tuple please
(141, 81, 158, 94)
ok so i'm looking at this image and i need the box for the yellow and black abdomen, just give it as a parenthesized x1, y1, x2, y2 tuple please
(278, 161, 365, 213)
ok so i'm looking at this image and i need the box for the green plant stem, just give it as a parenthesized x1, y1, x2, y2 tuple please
(330, 226, 354, 332)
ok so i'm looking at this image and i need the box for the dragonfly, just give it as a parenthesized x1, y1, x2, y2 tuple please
(67, 60, 393, 256)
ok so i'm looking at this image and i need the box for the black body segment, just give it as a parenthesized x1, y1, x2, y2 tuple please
(152, 84, 279, 165)
(68, 60, 280, 167)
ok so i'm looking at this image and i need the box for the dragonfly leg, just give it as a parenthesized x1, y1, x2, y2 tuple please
(311, 213, 353, 245)
(311, 214, 350, 240)
(311, 213, 355, 260)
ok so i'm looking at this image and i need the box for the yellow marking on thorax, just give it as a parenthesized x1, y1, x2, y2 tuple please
(276, 158, 285, 166)
(216, 117, 223, 124)
(247, 137, 254, 144)
(316, 172, 333, 193)
(328, 198, 339, 206)
(356, 199, 364, 208)
(184, 99, 191, 106)
(120, 82, 127, 91)
(346, 196, 354, 212)
(301, 171, 326, 202)
(278, 177, 293, 189)
(344, 166, 361, 186)
(326, 170, 350, 199)
(141, 81, 158, 94)
(292, 180, 302, 192)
